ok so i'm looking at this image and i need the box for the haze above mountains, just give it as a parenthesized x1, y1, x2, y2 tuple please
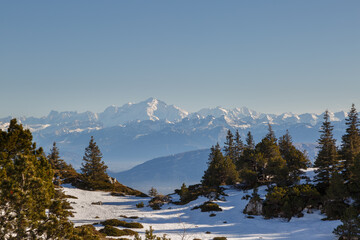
(0, 97, 349, 173)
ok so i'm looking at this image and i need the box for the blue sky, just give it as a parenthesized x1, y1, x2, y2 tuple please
(1, 1, 359, 117)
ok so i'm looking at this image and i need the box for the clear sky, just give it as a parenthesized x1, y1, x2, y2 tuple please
(1, 1, 359, 118)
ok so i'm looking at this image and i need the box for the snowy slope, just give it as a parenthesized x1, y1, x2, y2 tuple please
(64, 179, 341, 240)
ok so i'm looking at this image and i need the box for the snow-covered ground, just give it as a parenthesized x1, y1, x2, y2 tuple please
(64, 182, 341, 240)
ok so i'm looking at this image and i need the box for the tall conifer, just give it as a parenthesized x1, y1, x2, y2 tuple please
(279, 130, 310, 184)
(314, 110, 339, 192)
(341, 104, 360, 180)
(80, 136, 109, 190)
(0, 119, 75, 239)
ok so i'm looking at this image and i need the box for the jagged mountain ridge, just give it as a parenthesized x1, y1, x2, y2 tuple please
(0, 98, 349, 171)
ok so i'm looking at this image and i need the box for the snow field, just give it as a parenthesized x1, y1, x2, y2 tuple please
(64, 184, 341, 240)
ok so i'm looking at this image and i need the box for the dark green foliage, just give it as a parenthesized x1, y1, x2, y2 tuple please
(213, 237, 227, 240)
(263, 185, 321, 220)
(234, 130, 244, 164)
(333, 207, 360, 239)
(0, 119, 76, 239)
(48, 142, 79, 186)
(255, 125, 289, 186)
(72, 224, 104, 240)
(223, 129, 236, 163)
(148, 187, 158, 197)
(348, 156, 360, 202)
(314, 110, 340, 193)
(202, 143, 238, 188)
(99, 225, 137, 236)
(80, 136, 110, 190)
(193, 201, 222, 212)
(179, 183, 190, 203)
(341, 104, 360, 181)
(136, 202, 145, 208)
(100, 219, 143, 228)
(149, 195, 170, 210)
(279, 130, 310, 184)
(323, 172, 348, 220)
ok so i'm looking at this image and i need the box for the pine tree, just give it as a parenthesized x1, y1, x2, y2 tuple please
(333, 206, 360, 239)
(246, 131, 255, 150)
(0, 119, 75, 239)
(48, 142, 78, 186)
(80, 136, 109, 190)
(279, 130, 310, 184)
(234, 130, 244, 165)
(256, 124, 288, 185)
(341, 104, 360, 181)
(223, 129, 236, 163)
(314, 110, 340, 193)
(202, 143, 238, 188)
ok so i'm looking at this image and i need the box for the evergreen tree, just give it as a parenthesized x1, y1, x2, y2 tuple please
(256, 124, 288, 185)
(80, 136, 109, 190)
(314, 110, 340, 193)
(223, 129, 236, 163)
(341, 104, 360, 181)
(234, 130, 244, 165)
(238, 131, 255, 170)
(202, 143, 238, 188)
(48, 142, 78, 186)
(348, 156, 360, 202)
(279, 130, 310, 184)
(0, 119, 75, 239)
(324, 172, 348, 220)
(246, 131, 255, 150)
(238, 131, 258, 188)
(148, 187, 158, 197)
(333, 206, 360, 239)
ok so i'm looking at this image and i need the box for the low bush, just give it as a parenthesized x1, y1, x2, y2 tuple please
(99, 226, 137, 236)
(100, 219, 143, 228)
(193, 201, 222, 212)
(149, 195, 171, 210)
(213, 237, 227, 240)
(262, 184, 321, 221)
(73, 224, 105, 239)
(136, 202, 144, 208)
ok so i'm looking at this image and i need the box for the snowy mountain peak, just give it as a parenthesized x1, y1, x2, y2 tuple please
(99, 98, 188, 127)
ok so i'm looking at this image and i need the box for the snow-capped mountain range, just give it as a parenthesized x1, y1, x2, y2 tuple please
(0, 98, 349, 171)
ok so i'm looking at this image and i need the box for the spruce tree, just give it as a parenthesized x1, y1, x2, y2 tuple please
(0, 119, 75, 239)
(202, 143, 238, 188)
(333, 206, 360, 239)
(341, 104, 360, 181)
(314, 110, 340, 193)
(234, 130, 244, 165)
(80, 136, 109, 190)
(279, 130, 310, 184)
(223, 129, 236, 163)
(48, 142, 78, 186)
(256, 124, 288, 185)
(238, 131, 258, 188)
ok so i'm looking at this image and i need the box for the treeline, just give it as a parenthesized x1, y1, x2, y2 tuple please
(198, 104, 360, 239)
(202, 125, 310, 189)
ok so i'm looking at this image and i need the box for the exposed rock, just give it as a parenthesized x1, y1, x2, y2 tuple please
(243, 197, 263, 215)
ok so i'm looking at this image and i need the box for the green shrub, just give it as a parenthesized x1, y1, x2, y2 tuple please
(213, 237, 227, 240)
(262, 184, 321, 220)
(99, 226, 137, 236)
(136, 202, 144, 208)
(193, 201, 222, 212)
(73, 224, 104, 239)
(100, 219, 143, 228)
